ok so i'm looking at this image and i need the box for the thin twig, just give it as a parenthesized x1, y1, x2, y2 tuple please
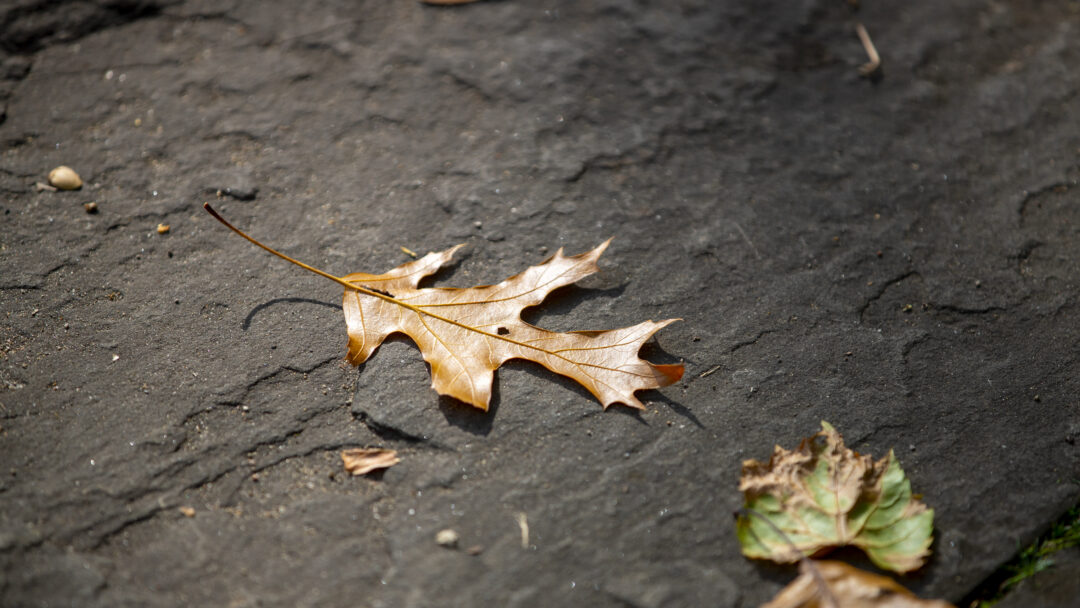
(855, 23, 881, 77)
(732, 222, 762, 260)
(699, 365, 722, 378)
(515, 512, 529, 549)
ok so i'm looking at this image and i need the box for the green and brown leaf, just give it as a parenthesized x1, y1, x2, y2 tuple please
(736, 422, 934, 573)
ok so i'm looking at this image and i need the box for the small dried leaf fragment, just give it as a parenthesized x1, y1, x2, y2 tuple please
(737, 422, 934, 573)
(341, 448, 400, 475)
(763, 560, 955, 608)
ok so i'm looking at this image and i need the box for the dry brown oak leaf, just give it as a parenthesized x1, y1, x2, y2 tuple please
(204, 203, 683, 410)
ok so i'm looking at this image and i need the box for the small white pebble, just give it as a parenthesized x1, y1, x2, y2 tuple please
(48, 166, 82, 190)
(435, 529, 459, 548)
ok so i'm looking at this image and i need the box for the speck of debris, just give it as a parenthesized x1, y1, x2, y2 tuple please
(84, 201, 98, 213)
(436, 529, 459, 548)
(179, 506, 195, 517)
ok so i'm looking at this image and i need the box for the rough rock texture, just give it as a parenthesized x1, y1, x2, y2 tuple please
(1, 0, 1078, 606)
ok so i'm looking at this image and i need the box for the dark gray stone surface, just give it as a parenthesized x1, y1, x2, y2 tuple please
(1, 1, 1078, 606)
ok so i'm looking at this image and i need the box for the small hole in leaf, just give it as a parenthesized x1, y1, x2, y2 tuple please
(497, 327, 510, 335)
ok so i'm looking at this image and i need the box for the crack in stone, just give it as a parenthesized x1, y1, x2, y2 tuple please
(729, 328, 777, 354)
(857, 269, 918, 322)
(1017, 181, 1071, 225)
(198, 355, 341, 416)
(932, 303, 1006, 316)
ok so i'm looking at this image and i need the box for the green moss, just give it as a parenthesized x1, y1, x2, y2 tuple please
(969, 505, 1080, 607)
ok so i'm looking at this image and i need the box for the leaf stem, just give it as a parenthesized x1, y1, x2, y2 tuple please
(203, 202, 369, 295)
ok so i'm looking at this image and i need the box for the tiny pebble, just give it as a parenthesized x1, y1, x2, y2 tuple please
(435, 529, 459, 548)
(48, 166, 82, 190)
(157, 223, 170, 234)
(84, 201, 98, 213)
(179, 506, 195, 517)
(466, 545, 484, 555)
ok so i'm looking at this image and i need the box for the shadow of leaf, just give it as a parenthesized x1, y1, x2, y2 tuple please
(242, 297, 341, 330)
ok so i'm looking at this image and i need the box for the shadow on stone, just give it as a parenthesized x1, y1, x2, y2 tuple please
(519, 283, 629, 328)
(242, 297, 341, 330)
(438, 393, 497, 436)
(604, 403, 649, 425)
(650, 393, 703, 428)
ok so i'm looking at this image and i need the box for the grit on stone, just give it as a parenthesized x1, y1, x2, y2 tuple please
(1, 1, 1079, 607)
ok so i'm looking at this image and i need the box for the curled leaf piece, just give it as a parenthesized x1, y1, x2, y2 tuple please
(763, 560, 955, 608)
(737, 422, 934, 573)
(341, 448, 400, 476)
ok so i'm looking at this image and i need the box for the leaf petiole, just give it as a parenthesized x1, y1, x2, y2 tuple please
(203, 202, 372, 295)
